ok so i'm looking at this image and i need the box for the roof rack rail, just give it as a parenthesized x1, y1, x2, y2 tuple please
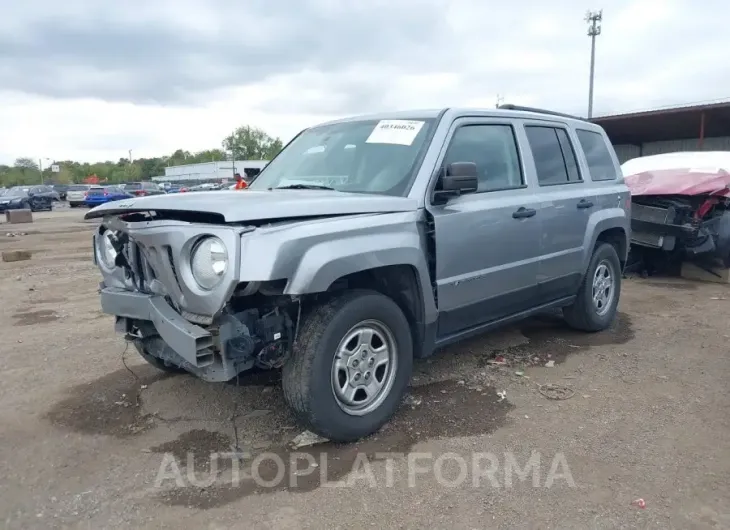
(497, 104, 588, 122)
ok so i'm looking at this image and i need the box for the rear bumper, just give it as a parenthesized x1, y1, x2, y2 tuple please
(100, 287, 213, 366)
(85, 198, 111, 206)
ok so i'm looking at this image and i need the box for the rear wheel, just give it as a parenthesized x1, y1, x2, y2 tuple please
(563, 242, 621, 331)
(282, 290, 413, 442)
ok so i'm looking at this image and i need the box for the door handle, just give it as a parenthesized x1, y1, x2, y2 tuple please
(577, 199, 594, 209)
(512, 207, 537, 219)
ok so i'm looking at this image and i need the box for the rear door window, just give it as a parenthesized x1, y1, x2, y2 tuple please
(525, 126, 582, 185)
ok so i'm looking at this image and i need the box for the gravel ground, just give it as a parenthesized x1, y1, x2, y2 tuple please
(0, 208, 728, 529)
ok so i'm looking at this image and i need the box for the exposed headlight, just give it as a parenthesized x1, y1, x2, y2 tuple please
(190, 236, 228, 290)
(99, 231, 118, 268)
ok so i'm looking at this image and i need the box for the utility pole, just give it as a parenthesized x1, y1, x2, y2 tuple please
(585, 9, 602, 119)
(38, 158, 44, 184)
(129, 149, 133, 163)
(495, 94, 504, 108)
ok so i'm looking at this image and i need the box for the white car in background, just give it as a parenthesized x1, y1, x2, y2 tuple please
(66, 184, 93, 207)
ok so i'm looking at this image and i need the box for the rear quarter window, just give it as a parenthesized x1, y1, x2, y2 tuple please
(576, 129, 617, 181)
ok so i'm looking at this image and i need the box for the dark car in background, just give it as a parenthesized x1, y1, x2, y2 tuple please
(0, 186, 53, 212)
(52, 184, 70, 201)
(124, 182, 165, 197)
(32, 185, 61, 202)
(84, 186, 133, 207)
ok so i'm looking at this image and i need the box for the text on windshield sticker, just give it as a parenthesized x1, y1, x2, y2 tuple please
(366, 120, 425, 146)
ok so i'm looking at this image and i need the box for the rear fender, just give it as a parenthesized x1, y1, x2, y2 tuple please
(582, 208, 630, 270)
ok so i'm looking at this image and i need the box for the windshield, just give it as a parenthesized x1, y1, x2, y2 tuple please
(125, 183, 142, 190)
(5, 186, 29, 198)
(68, 185, 89, 191)
(249, 118, 435, 196)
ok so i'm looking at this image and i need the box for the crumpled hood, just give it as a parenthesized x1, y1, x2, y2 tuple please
(625, 169, 730, 197)
(84, 189, 418, 222)
(622, 151, 730, 197)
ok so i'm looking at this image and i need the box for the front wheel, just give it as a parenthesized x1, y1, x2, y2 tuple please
(563, 242, 622, 331)
(282, 290, 413, 442)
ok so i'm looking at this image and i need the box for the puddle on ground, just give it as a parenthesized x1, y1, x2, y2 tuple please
(150, 430, 233, 473)
(155, 379, 511, 509)
(474, 310, 634, 366)
(45, 366, 171, 437)
(13, 309, 60, 326)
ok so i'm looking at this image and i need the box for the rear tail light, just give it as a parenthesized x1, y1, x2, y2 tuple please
(84, 191, 88, 198)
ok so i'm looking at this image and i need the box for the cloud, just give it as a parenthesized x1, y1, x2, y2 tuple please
(0, 0, 727, 163)
(0, 0, 452, 104)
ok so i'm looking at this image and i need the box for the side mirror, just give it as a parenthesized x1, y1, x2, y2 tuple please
(435, 162, 479, 200)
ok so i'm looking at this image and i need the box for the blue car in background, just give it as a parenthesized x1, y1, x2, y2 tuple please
(84, 186, 133, 207)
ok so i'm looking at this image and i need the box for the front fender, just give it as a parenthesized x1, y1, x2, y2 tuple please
(238, 212, 437, 320)
(288, 231, 428, 293)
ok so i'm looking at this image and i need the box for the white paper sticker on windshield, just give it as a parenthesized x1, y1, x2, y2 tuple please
(366, 120, 425, 146)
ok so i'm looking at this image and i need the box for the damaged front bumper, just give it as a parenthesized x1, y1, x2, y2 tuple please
(101, 285, 291, 382)
(100, 286, 214, 366)
(101, 286, 252, 383)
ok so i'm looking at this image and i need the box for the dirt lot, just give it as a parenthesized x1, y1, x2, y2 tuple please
(0, 208, 729, 529)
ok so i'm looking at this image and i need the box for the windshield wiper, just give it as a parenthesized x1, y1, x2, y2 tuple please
(271, 184, 335, 191)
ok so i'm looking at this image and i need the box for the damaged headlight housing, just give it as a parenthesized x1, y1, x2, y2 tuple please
(99, 230, 118, 268)
(190, 236, 228, 290)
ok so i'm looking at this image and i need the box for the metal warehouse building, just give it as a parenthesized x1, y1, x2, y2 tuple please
(151, 160, 268, 183)
(592, 100, 730, 163)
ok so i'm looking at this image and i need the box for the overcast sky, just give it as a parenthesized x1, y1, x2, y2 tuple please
(0, 0, 726, 164)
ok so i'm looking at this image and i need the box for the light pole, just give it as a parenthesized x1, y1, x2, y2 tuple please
(129, 149, 133, 163)
(585, 9, 602, 119)
(38, 157, 51, 184)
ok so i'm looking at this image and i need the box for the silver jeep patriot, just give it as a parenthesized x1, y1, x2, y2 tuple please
(87, 106, 630, 442)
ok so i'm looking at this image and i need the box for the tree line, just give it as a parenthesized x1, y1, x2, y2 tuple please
(0, 125, 284, 187)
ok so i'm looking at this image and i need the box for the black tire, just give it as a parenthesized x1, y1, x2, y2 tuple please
(136, 344, 187, 374)
(563, 242, 622, 331)
(282, 289, 413, 442)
